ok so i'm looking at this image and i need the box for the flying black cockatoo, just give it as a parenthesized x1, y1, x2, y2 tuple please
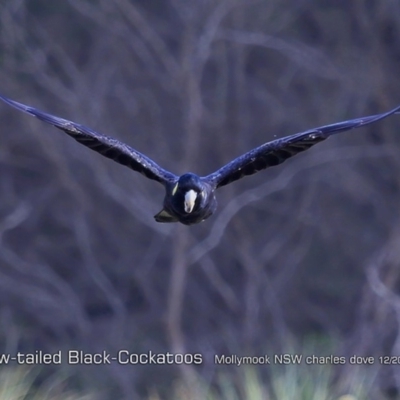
(1, 94, 399, 225)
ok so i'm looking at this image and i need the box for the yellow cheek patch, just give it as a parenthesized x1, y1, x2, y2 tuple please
(172, 183, 178, 196)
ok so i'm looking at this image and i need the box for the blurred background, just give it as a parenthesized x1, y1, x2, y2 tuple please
(1, 0, 400, 399)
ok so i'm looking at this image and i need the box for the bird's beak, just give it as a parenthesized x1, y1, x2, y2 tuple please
(184, 190, 197, 213)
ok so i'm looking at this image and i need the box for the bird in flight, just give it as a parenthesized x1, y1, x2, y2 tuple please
(1, 94, 399, 225)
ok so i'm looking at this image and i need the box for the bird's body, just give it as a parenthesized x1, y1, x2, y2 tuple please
(155, 173, 217, 225)
(1, 93, 399, 225)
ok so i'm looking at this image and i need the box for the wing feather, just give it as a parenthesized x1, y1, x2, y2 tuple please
(0, 94, 177, 185)
(205, 105, 400, 188)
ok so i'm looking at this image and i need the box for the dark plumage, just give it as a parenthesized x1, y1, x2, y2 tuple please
(1, 93, 399, 225)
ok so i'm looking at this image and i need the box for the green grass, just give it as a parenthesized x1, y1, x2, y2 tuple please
(0, 367, 93, 400)
(150, 364, 376, 400)
(0, 362, 378, 400)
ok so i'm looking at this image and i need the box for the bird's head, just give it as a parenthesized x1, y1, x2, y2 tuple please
(171, 173, 206, 214)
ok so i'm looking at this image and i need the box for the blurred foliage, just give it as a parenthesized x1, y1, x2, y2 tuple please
(1, 0, 400, 398)
(0, 367, 92, 400)
(0, 362, 376, 400)
(127, 360, 375, 399)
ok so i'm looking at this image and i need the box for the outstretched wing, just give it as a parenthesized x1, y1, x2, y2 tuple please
(205, 105, 400, 188)
(0, 94, 177, 185)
